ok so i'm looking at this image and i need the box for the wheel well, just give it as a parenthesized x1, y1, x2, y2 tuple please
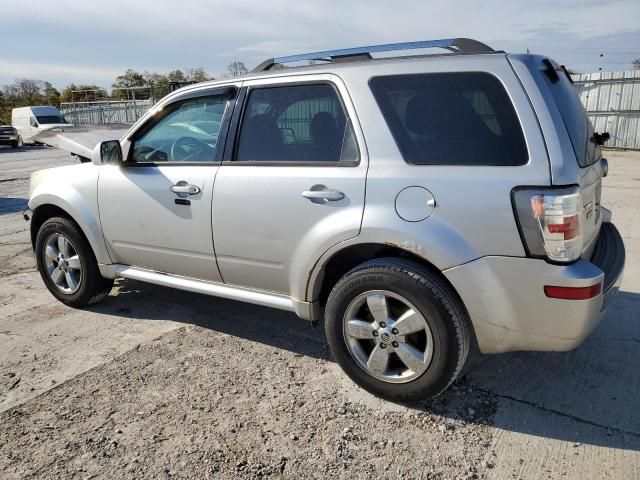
(314, 243, 448, 306)
(30, 204, 74, 249)
(313, 243, 479, 356)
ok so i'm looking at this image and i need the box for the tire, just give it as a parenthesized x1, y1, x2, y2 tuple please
(11, 136, 22, 148)
(325, 257, 470, 403)
(35, 216, 113, 307)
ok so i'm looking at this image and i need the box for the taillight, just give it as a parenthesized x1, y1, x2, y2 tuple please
(512, 186, 583, 263)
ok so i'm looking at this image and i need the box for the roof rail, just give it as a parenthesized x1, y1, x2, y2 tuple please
(252, 38, 494, 72)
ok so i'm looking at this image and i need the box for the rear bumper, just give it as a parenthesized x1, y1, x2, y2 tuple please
(591, 222, 625, 308)
(443, 222, 625, 354)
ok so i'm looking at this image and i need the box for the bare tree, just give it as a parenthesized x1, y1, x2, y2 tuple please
(184, 67, 211, 82)
(1, 79, 48, 119)
(167, 70, 186, 82)
(60, 84, 107, 103)
(633, 58, 640, 70)
(43, 82, 61, 105)
(227, 61, 248, 77)
(3, 79, 45, 106)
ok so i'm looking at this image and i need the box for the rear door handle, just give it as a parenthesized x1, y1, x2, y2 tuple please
(302, 188, 345, 201)
(170, 184, 201, 195)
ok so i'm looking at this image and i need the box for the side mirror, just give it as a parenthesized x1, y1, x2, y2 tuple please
(92, 140, 122, 165)
(30, 118, 38, 128)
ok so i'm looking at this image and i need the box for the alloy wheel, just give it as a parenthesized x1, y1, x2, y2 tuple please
(342, 290, 434, 383)
(43, 233, 83, 294)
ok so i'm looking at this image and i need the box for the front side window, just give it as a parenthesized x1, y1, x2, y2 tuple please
(369, 72, 528, 166)
(131, 95, 227, 163)
(236, 84, 358, 163)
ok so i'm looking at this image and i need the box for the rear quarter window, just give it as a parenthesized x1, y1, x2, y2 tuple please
(369, 72, 528, 166)
(542, 62, 600, 167)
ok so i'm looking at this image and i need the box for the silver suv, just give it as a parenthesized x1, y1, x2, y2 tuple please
(26, 39, 625, 402)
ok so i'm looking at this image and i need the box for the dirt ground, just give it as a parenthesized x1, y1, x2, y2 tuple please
(0, 145, 638, 479)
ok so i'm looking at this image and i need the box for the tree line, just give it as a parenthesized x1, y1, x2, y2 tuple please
(0, 62, 248, 122)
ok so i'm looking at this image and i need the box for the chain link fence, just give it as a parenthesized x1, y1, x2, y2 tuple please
(60, 99, 155, 126)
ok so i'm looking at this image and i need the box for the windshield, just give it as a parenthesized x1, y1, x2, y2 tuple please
(36, 115, 68, 124)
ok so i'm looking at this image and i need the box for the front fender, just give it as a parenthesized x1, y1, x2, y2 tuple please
(28, 169, 111, 265)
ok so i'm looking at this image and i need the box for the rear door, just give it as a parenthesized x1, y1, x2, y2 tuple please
(211, 75, 367, 296)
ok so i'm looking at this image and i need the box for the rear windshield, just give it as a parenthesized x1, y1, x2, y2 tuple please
(543, 63, 600, 167)
(369, 72, 528, 166)
(36, 115, 67, 124)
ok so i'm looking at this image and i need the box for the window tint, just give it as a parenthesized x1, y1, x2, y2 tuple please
(131, 95, 227, 163)
(236, 84, 358, 163)
(369, 73, 528, 166)
(543, 63, 600, 167)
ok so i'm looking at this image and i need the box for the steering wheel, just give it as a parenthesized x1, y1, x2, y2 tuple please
(170, 136, 211, 162)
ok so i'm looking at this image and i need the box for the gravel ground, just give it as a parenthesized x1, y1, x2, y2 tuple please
(0, 325, 497, 480)
(0, 145, 638, 479)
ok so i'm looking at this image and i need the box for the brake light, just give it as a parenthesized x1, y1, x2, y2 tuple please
(546, 215, 580, 240)
(512, 187, 583, 263)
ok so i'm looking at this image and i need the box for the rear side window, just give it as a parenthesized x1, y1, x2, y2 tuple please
(369, 72, 528, 166)
(236, 84, 358, 163)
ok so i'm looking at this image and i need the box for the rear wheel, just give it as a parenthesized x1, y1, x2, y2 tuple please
(325, 258, 470, 402)
(11, 136, 22, 148)
(35, 217, 113, 307)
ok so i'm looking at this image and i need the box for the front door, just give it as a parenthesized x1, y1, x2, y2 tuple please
(98, 88, 235, 281)
(212, 78, 367, 296)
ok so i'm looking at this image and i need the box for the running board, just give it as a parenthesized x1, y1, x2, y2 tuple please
(113, 265, 296, 313)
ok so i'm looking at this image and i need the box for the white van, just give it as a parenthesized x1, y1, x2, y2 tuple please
(11, 106, 73, 144)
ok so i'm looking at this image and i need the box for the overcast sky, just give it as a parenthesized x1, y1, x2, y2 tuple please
(1, 0, 639, 89)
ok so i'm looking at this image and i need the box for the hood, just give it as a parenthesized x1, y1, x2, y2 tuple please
(32, 124, 129, 158)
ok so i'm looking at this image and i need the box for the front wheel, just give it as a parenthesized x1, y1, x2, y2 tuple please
(35, 217, 113, 307)
(325, 258, 470, 403)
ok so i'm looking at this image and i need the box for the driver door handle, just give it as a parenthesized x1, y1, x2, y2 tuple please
(170, 184, 201, 195)
(302, 188, 344, 201)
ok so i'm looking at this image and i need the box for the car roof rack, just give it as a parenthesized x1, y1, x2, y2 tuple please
(252, 38, 494, 72)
